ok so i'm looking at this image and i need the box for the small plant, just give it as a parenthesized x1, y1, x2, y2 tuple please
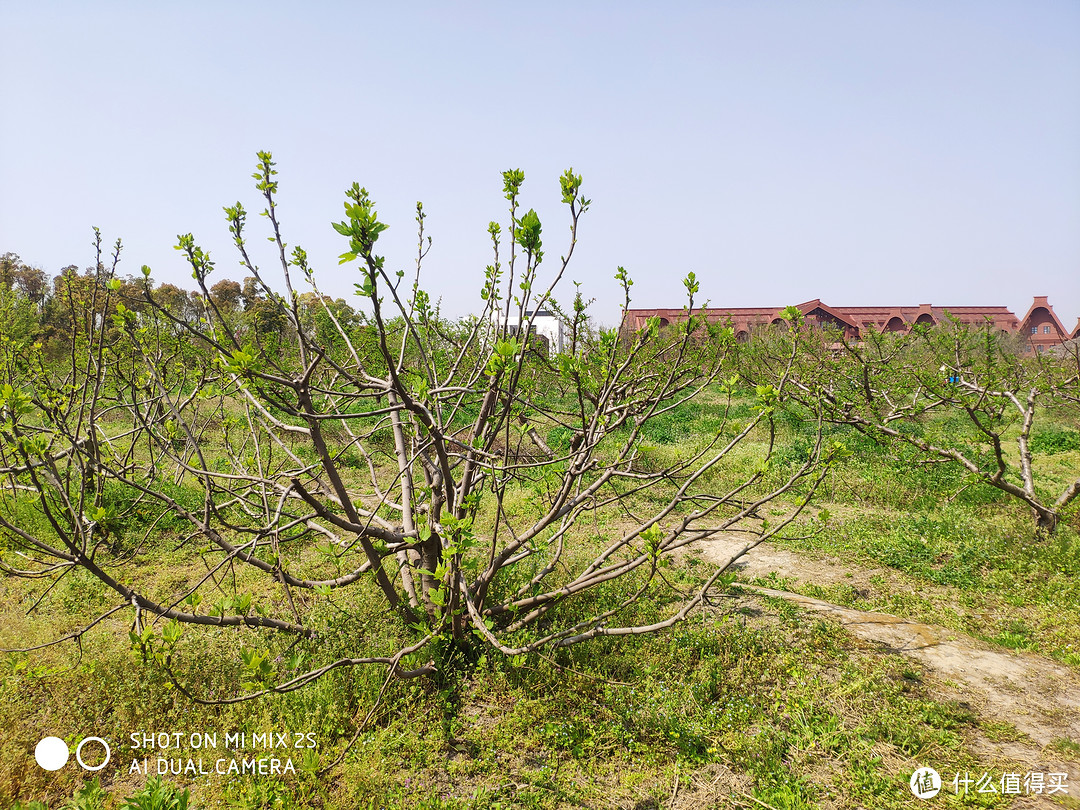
(120, 777, 190, 810)
(1049, 737, 1080, 756)
(64, 778, 107, 810)
(225, 778, 294, 810)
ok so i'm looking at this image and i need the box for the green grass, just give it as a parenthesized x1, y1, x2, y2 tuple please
(748, 395, 1080, 667)
(0, 567, 1020, 809)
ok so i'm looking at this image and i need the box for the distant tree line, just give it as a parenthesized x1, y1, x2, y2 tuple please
(0, 249, 364, 361)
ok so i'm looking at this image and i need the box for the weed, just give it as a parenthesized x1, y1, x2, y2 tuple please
(1030, 427, 1080, 454)
(980, 719, 1028, 742)
(120, 777, 190, 810)
(1049, 737, 1080, 757)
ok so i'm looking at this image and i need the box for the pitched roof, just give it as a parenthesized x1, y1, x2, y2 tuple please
(1019, 296, 1070, 336)
(793, 299, 860, 329)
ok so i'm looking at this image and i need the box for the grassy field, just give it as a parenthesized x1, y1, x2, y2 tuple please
(1, 388, 1078, 809)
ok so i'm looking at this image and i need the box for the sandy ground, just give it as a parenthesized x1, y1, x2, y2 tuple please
(689, 536, 1080, 808)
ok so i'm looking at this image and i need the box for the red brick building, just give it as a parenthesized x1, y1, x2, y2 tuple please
(1019, 296, 1077, 353)
(621, 296, 1078, 353)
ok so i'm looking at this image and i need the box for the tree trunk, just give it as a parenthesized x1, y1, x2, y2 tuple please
(1033, 506, 1058, 538)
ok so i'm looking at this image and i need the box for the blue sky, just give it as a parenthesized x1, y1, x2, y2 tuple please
(2, 1, 1078, 327)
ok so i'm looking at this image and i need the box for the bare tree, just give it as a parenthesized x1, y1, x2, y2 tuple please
(0, 154, 831, 698)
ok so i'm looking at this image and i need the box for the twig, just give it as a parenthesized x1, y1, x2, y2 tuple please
(738, 791, 782, 810)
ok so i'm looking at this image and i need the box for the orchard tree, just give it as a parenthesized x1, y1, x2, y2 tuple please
(756, 314, 1080, 536)
(0, 154, 833, 699)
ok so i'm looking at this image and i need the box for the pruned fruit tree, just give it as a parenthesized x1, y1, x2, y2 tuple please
(0, 154, 833, 699)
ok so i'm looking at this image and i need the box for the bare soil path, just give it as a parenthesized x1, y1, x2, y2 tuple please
(694, 537, 1080, 806)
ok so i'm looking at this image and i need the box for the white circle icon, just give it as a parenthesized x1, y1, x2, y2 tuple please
(75, 737, 111, 771)
(910, 767, 942, 799)
(35, 737, 70, 771)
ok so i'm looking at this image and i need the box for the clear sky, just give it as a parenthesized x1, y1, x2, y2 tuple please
(2, 1, 1078, 328)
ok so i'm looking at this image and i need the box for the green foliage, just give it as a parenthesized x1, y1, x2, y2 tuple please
(240, 647, 275, 691)
(120, 778, 190, 810)
(225, 778, 296, 810)
(1029, 426, 1080, 454)
(334, 184, 388, 264)
(62, 778, 106, 810)
(513, 209, 542, 259)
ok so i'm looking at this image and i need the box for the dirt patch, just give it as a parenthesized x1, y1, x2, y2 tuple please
(692, 536, 1080, 803)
